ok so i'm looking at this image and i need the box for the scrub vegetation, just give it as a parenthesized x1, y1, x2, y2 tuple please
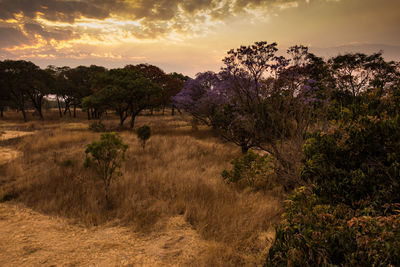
(1, 41, 400, 265)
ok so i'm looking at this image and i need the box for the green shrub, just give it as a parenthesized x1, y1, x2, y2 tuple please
(266, 187, 400, 266)
(222, 150, 276, 191)
(136, 125, 151, 150)
(301, 115, 400, 210)
(267, 112, 400, 266)
(84, 132, 128, 204)
(88, 121, 106, 132)
(266, 187, 355, 266)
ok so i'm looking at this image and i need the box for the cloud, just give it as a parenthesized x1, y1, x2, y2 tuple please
(0, 0, 111, 23)
(0, 26, 30, 48)
(0, 0, 344, 62)
(23, 22, 78, 41)
(0, 0, 304, 48)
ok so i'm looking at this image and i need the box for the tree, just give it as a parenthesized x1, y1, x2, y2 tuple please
(0, 64, 11, 118)
(329, 53, 387, 101)
(84, 133, 128, 205)
(0, 60, 50, 121)
(63, 65, 107, 118)
(136, 125, 151, 150)
(88, 68, 162, 128)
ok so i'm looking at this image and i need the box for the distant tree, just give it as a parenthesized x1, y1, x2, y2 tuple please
(168, 72, 189, 115)
(63, 65, 107, 118)
(45, 65, 71, 118)
(0, 64, 11, 118)
(125, 64, 186, 115)
(88, 68, 162, 128)
(0, 60, 51, 121)
(329, 53, 385, 100)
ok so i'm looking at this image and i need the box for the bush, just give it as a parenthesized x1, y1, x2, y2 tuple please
(266, 187, 400, 266)
(84, 132, 128, 204)
(266, 187, 355, 266)
(88, 121, 106, 132)
(300, 115, 400, 210)
(222, 150, 276, 191)
(136, 125, 151, 150)
(267, 112, 400, 266)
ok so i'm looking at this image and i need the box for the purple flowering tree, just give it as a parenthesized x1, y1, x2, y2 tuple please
(175, 42, 324, 183)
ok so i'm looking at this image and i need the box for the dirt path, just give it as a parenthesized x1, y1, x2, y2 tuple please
(0, 202, 209, 266)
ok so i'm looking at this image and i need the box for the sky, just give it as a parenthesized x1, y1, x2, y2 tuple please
(0, 0, 399, 77)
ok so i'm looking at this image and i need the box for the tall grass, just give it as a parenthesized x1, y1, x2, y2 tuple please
(0, 113, 283, 265)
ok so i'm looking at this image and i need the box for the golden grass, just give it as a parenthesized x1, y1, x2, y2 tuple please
(0, 111, 283, 266)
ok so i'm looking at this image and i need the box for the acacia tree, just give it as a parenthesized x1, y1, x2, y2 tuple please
(0, 64, 10, 118)
(0, 60, 51, 121)
(125, 64, 186, 115)
(85, 68, 162, 128)
(62, 65, 106, 118)
(329, 53, 388, 100)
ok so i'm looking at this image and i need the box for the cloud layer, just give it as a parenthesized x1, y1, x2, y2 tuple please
(0, 0, 300, 45)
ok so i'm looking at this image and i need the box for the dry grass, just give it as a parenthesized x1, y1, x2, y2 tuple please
(0, 110, 283, 266)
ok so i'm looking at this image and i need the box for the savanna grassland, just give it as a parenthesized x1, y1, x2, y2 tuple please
(0, 109, 283, 266)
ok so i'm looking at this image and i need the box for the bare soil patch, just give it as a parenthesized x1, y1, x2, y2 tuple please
(0, 202, 210, 266)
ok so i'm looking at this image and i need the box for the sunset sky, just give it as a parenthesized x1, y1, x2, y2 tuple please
(0, 0, 399, 76)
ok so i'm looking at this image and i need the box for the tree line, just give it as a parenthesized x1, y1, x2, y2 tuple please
(0, 61, 188, 127)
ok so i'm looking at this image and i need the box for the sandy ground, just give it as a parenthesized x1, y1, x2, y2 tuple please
(0, 202, 209, 266)
(0, 130, 33, 141)
(0, 131, 34, 165)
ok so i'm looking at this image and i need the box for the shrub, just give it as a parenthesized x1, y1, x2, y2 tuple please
(266, 187, 356, 266)
(136, 125, 151, 150)
(266, 187, 400, 266)
(88, 121, 106, 132)
(300, 115, 400, 210)
(222, 150, 276, 191)
(84, 132, 128, 204)
(267, 113, 400, 266)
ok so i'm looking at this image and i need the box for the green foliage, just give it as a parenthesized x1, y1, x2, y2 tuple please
(301, 115, 400, 210)
(84, 133, 128, 202)
(222, 150, 276, 191)
(136, 125, 151, 150)
(267, 104, 400, 265)
(266, 187, 400, 266)
(88, 121, 106, 132)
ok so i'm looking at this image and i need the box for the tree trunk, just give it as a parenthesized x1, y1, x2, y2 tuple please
(241, 144, 249, 154)
(0, 107, 3, 118)
(119, 111, 127, 127)
(130, 114, 136, 128)
(38, 106, 43, 120)
(87, 110, 91, 120)
(56, 95, 62, 118)
(73, 105, 77, 118)
(171, 105, 175, 116)
(38, 97, 44, 119)
(21, 108, 27, 122)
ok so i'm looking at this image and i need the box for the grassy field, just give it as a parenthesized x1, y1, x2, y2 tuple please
(0, 110, 283, 266)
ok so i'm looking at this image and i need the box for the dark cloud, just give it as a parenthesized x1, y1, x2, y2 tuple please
(0, 0, 299, 22)
(0, 26, 30, 48)
(0, 0, 111, 23)
(0, 0, 298, 44)
(23, 22, 78, 41)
